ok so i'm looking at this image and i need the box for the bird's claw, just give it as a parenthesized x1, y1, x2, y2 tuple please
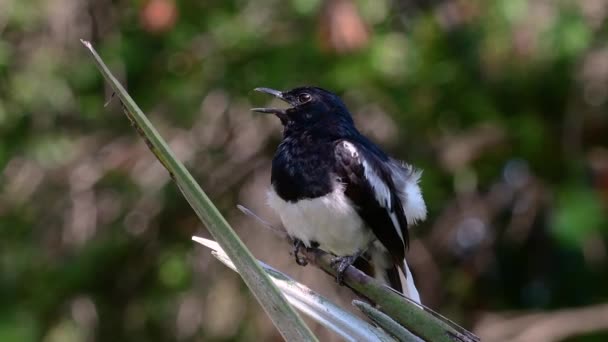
(293, 239, 308, 266)
(330, 254, 358, 285)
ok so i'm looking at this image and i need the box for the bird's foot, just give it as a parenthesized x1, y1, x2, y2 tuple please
(293, 239, 308, 266)
(330, 253, 361, 285)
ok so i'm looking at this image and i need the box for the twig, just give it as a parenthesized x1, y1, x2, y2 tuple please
(104, 91, 116, 107)
(236, 204, 289, 240)
(237, 204, 480, 342)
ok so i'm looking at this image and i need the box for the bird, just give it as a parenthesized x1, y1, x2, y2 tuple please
(252, 86, 427, 303)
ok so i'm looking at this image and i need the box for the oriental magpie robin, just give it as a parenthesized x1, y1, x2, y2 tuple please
(252, 86, 426, 303)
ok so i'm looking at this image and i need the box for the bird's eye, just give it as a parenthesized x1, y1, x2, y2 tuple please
(298, 93, 312, 103)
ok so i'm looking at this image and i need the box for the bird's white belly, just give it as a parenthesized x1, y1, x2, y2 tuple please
(267, 187, 374, 256)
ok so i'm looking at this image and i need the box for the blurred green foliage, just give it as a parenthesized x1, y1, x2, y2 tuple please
(1, 0, 608, 341)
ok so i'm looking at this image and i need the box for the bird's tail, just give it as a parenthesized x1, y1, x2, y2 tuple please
(397, 259, 421, 304)
(359, 243, 422, 304)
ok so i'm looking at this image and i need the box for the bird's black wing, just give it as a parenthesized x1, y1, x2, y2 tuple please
(334, 140, 409, 266)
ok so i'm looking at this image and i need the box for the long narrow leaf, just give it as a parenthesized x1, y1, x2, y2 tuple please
(353, 300, 422, 342)
(193, 236, 395, 342)
(81, 40, 317, 342)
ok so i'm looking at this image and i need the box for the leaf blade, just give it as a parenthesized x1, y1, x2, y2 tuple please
(81, 39, 317, 342)
(193, 236, 395, 342)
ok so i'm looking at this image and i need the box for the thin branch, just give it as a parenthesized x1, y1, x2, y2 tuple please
(237, 204, 480, 342)
(236, 204, 289, 239)
(193, 236, 395, 342)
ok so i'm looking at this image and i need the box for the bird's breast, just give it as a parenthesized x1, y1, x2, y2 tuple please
(271, 138, 337, 201)
(267, 185, 374, 256)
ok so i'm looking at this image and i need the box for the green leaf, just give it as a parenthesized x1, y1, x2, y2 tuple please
(353, 300, 421, 342)
(553, 188, 606, 246)
(80, 39, 317, 342)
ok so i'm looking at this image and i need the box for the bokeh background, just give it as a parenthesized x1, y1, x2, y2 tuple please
(2, 0, 608, 341)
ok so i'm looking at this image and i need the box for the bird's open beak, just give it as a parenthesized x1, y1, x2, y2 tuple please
(251, 87, 290, 119)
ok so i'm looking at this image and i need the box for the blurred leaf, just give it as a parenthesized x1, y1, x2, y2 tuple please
(0, 312, 37, 342)
(553, 188, 607, 246)
(158, 251, 189, 289)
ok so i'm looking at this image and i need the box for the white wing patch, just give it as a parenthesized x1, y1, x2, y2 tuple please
(343, 141, 405, 241)
(342, 141, 392, 209)
(343, 140, 426, 303)
(361, 159, 406, 241)
(342, 141, 427, 234)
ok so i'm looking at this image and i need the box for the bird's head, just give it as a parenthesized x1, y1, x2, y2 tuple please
(251, 86, 353, 127)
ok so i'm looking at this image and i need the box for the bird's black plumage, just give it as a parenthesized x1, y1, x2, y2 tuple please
(253, 86, 425, 302)
(334, 140, 409, 263)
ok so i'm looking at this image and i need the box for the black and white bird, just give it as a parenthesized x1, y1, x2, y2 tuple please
(252, 86, 427, 303)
